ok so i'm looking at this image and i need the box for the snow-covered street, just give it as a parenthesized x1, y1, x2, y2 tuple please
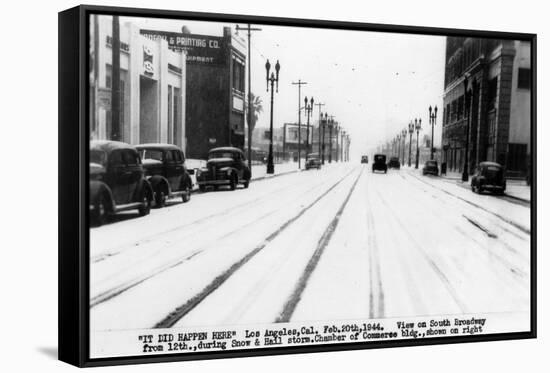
(89, 163, 530, 332)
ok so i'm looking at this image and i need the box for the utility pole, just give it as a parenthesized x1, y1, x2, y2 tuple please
(236, 24, 262, 171)
(292, 79, 307, 168)
(111, 15, 121, 141)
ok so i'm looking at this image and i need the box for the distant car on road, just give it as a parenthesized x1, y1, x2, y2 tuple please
(361, 155, 369, 164)
(196, 147, 251, 192)
(372, 154, 387, 173)
(422, 160, 439, 176)
(89, 140, 153, 226)
(471, 162, 506, 194)
(136, 144, 193, 207)
(388, 156, 401, 169)
(305, 153, 321, 170)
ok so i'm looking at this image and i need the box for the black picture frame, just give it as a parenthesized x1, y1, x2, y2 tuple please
(59, 4, 537, 367)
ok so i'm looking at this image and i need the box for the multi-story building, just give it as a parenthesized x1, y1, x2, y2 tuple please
(89, 16, 187, 147)
(141, 27, 247, 159)
(441, 37, 531, 177)
(90, 17, 247, 160)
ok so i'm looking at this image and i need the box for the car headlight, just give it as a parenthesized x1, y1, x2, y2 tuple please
(196, 169, 202, 177)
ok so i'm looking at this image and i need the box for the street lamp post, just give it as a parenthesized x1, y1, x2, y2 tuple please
(340, 130, 345, 161)
(334, 124, 340, 162)
(401, 128, 407, 165)
(328, 117, 334, 163)
(397, 134, 401, 163)
(292, 79, 308, 168)
(415, 118, 422, 168)
(304, 96, 314, 162)
(408, 121, 414, 167)
(429, 105, 438, 160)
(315, 102, 325, 157)
(265, 59, 280, 175)
(321, 113, 328, 164)
(462, 73, 472, 182)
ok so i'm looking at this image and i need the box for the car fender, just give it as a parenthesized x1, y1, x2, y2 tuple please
(243, 167, 251, 181)
(184, 172, 193, 188)
(90, 180, 115, 213)
(148, 174, 171, 195)
(134, 179, 153, 201)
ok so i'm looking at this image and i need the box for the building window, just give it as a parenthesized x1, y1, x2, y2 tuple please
(446, 104, 451, 124)
(174, 87, 181, 145)
(457, 95, 464, 120)
(487, 110, 496, 146)
(517, 68, 531, 89)
(451, 100, 458, 123)
(167, 85, 173, 143)
(232, 57, 245, 93)
(487, 77, 498, 111)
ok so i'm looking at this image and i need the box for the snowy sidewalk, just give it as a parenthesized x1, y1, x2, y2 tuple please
(250, 161, 300, 181)
(186, 161, 302, 192)
(435, 169, 531, 203)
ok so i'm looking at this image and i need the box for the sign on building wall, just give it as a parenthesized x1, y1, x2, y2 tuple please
(140, 30, 226, 65)
(284, 123, 312, 144)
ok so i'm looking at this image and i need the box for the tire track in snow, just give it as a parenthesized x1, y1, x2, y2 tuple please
(406, 172, 530, 235)
(376, 189, 469, 314)
(90, 169, 355, 308)
(90, 174, 330, 263)
(365, 193, 385, 319)
(275, 168, 364, 323)
(153, 167, 359, 328)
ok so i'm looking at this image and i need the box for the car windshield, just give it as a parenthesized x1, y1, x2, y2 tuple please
(427, 161, 437, 166)
(374, 155, 385, 162)
(209, 151, 235, 160)
(484, 166, 502, 178)
(90, 150, 106, 166)
(139, 149, 163, 161)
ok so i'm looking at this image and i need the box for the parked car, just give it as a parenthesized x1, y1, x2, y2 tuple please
(422, 160, 439, 176)
(388, 156, 401, 169)
(196, 147, 251, 191)
(136, 144, 193, 207)
(471, 162, 506, 194)
(372, 154, 387, 173)
(89, 140, 153, 226)
(305, 153, 322, 170)
(361, 155, 369, 164)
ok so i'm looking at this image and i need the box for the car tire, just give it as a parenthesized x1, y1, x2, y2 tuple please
(182, 185, 191, 203)
(138, 190, 151, 216)
(476, 184, 483, 194)
(154, 187, 166, 208)
(199, 184, 207, 193)
(243, 180, 249, 188)
(92, 193, 108, 226)
(229, 175, 237, 190)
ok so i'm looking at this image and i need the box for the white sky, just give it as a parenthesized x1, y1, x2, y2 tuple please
(121, 16, 446, 158)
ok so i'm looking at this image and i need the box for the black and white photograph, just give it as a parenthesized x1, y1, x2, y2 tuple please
(80, 6, 534, 363)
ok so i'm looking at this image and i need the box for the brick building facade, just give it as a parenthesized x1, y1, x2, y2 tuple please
(441, 37, 531, 177)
